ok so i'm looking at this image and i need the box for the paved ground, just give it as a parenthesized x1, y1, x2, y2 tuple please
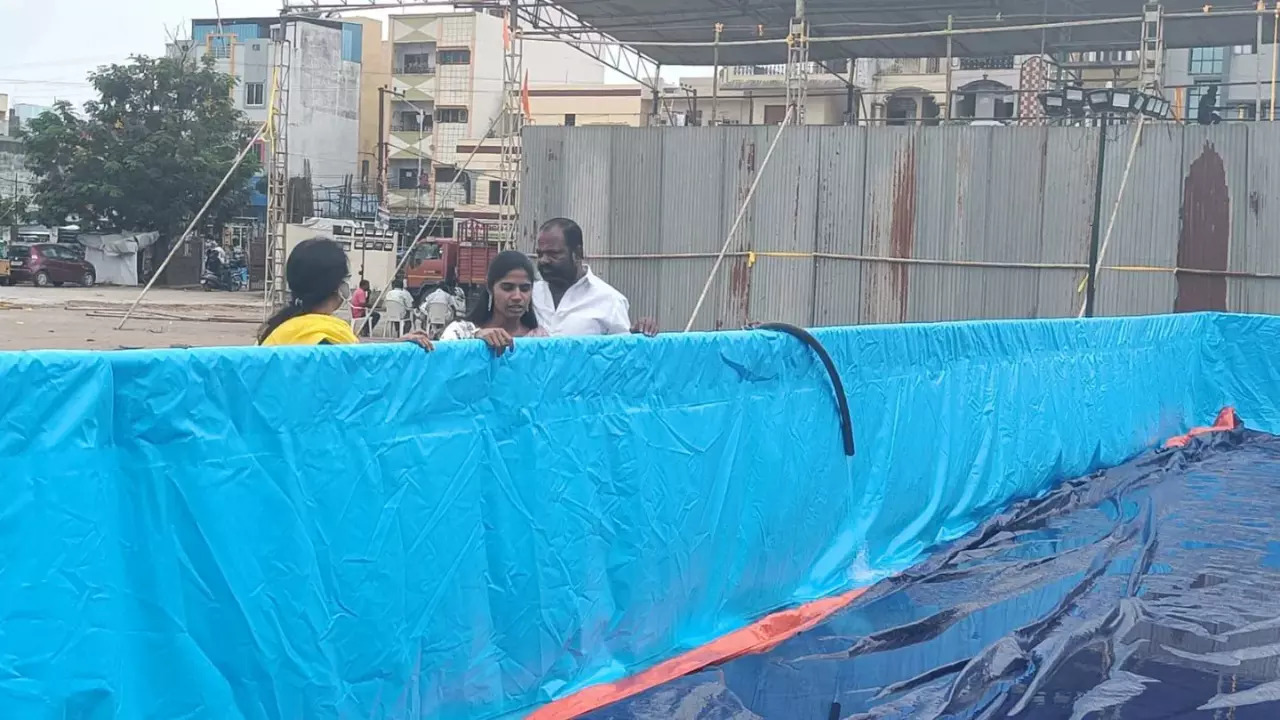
(0, 285, 266, 351)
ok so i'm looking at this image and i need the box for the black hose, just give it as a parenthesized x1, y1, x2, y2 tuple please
(753, 322, 856, 457)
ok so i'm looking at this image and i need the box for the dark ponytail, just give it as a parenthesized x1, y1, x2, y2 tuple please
(466, 250, 540, 329)
(257, 237, 350, 344)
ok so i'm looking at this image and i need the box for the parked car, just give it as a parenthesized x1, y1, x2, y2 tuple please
(7, 243, 96, 287)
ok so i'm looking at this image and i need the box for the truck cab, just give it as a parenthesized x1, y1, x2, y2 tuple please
(403, 221, 502, 306)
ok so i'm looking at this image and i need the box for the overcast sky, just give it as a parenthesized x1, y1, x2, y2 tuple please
(1, 0, 698, 107)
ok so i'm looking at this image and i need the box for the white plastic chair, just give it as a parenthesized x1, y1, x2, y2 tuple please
(382, 296, 411, 338)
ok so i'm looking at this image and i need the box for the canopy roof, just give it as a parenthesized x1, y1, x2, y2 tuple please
(547, 0, 1263, 66)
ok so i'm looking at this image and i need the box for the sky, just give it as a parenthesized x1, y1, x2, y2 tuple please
(0, 0, 703, 107)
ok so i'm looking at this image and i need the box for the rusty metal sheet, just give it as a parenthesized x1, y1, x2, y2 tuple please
(657, 129, 731, 332)
(1175, 124, 1248, 313)
(812, 128, 868, 326)
(1038, 127, 1099, 317)
(603, 128, 665, 323)
(1093, 122, 1184, 317)
(1234, 121, 1280, 313)
(861, 126, 918, 324)
(746, 125, 822, 327)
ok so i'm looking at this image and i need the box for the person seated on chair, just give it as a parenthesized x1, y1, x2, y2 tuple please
(419, 283, 458, 339)
(350, 279, 382, 337)
(440, 250, 547, 356)
(384, 278, 415, 332)
(258, 237, 432, 349)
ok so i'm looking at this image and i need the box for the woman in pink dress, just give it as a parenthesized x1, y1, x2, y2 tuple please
(440, 250, 547, 356)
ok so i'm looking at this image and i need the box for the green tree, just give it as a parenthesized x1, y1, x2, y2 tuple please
(21, 54, 259, 236)
(0, 193, 32, 226)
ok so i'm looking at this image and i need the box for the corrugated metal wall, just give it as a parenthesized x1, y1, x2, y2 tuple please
(520, 124, 1277, 330)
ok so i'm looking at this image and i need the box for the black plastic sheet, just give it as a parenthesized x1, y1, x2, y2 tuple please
(589, 428, 1280, 719)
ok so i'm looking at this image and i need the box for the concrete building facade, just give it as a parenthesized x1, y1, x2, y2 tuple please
(386, 12, 605, 218)
(173, 17, 364, 220)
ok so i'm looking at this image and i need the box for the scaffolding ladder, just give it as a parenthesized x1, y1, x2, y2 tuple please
(497, 7, 523, 249)
(1138, 3, 1165, 92)
(265, 18, 292, 314)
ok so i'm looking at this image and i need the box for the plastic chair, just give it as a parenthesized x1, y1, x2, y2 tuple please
(382, 296, 411, 338)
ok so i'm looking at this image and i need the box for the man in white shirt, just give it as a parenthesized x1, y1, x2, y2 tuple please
(384, 279, 416, 330)
(419, 284, 461, 338)
(533, 217, 657, 337)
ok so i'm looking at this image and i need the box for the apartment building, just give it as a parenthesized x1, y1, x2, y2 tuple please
(386, 12, 605, 218)
(1166, 45, 1276, 120)
(172, 17, 364, 220)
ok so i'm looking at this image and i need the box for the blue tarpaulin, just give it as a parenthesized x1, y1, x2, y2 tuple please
(3, 313, 1280, 718)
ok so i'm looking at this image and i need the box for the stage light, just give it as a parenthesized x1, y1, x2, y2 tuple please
(1039, 90, 1066, 115)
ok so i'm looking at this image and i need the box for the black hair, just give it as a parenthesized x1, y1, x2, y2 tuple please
(257, 237, 349, 343)
(467, 250, 539, 330)
(539, 217, 584, 256)
(393, 278, 405, 290)
(359, 279, 371, 291)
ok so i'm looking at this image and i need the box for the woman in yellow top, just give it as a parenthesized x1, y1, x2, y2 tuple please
(258, 237, 433, 349)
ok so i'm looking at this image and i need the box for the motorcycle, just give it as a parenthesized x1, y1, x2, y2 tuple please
(201, 266, 244, 292)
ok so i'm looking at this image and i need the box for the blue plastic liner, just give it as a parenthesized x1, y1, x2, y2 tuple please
(589, 425, 1280, 719)
(2, 313, 1279, 718)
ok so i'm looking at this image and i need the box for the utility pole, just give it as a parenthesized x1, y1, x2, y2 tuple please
(679, 82, 699, 124)
(376, 86, 404, 226)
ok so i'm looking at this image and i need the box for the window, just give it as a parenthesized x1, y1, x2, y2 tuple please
(398, 168, 419, 190)
(396, 111, 424, 132)
(245, 82, 265, 107)
(401, 53, 433, 74)
(564, 113, 577, 126)
(1233, 44, 1255, 55)
(361, 159, 370, 182)
(436, 107, 468, 124)
(488, 180, 514, 205)
(1189, 47, 1225, 76)
(1187, 82, 1218, 118)
(763, 105, 787, 125)
(437, 49, 471, 65)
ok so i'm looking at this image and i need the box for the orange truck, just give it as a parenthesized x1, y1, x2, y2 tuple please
(403, 220, 502, 306)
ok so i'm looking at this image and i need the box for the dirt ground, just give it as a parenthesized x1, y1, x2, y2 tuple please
(0, 284, 266, 351)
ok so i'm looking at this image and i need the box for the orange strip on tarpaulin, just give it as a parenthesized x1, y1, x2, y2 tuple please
(1163, 407, 1241, 449)
(530, 407, 1244, 719)
(527, 586, 869, 720)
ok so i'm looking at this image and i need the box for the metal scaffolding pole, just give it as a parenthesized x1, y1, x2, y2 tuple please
(711, 23, 722, 126)
(498, 0, 523, 247)
(1272, 1, 1279, 120)
(1257, 5, 1265, 121)
(264, 15, 292, 316)
(944, 15, 954, 120)
(1139, 3, 1166, 93)
(785, 0, 809, 124)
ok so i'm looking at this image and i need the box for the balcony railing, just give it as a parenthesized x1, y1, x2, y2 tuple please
(392, 120, 433, 133)
(874, 58, 944, 75)
(395, 61, 435, 75)
(720, 62, 821, 78)
(958, 56, 1016, 71)
(1062, 50, 1139, 67)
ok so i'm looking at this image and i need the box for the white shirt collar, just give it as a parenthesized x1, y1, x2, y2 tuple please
(533, 265, 632, 337)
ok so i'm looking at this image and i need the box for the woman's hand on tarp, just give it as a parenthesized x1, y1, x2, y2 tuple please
(399, 331, 435, 351)
(475, 328, 515, 357)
